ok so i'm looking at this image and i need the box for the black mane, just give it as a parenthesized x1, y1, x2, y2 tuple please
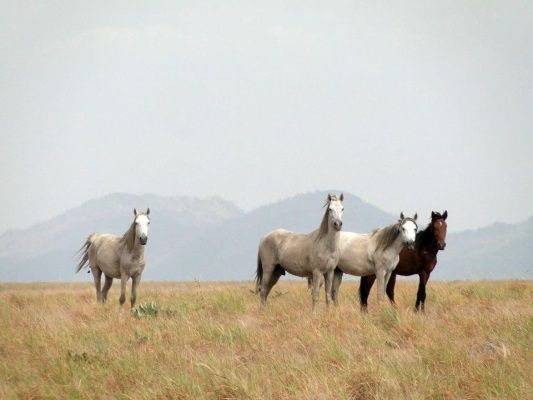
(415, 222, 436, 250)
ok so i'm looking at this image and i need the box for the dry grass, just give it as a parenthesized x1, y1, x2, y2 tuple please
(1, 280, 532, 399)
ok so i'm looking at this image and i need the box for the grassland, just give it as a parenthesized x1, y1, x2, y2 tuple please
(1, 280, 532, 399)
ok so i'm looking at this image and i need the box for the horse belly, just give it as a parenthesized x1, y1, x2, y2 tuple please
(339, 258, 374, 276)
(277, 254, 311, 278)
(91, 241, 121, 278)
(338, 249, 373, 276)
(98, 260, 121, 278)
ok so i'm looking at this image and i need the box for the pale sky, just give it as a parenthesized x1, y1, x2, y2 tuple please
(1, 1, 532, 233)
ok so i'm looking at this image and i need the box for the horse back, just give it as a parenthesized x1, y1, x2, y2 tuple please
(259, 229, 308, 259)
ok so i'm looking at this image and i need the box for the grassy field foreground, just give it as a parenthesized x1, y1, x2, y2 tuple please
(1, 280, 532, 399)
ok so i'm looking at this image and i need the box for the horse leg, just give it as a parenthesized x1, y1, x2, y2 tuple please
(265, 267, 283, 299)
(359, 275, 375, 312)
(383, 270, 394, 306)
(259, 265, 274, 306)
(375, 267, 386, 303)
(101, 275, 113, 303)
(415, 271, 430, 312)
(130, 274, 141, 308)
(324, 269, 334, 307)
(386, 273, 397, 305)
(311, 269, 322, 313)
(308, 274, 324, 290)
(91, 266, 103, 303)
(119, 273, 128, 306)
(331, 268, 343, 306)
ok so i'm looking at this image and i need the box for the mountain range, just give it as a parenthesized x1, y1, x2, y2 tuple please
(0, 192, 531, 281)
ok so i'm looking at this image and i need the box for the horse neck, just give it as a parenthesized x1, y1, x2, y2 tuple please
(321, 220, 341, 250)
(313, 216, 339, 250)
(390, 231, 406, 254)
(121, 223, 144, 255)
(416, 224, 438, 254)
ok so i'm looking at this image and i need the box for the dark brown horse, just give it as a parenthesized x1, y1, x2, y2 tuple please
(359, 211, 447, 311)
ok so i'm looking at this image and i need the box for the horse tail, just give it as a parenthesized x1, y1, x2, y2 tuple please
(76, 234, 94, 273)
(255, 251, 263, 293)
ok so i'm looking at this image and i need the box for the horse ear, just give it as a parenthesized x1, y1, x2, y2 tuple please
(146, 208, 150, 216)
(443, 210, 448, 220)
(328, 194, 332, 202)
(414, 213, 418, 221)
(400, 212, 405, 220)
(431, 211, 438, 220)
(134, 208, 137, 216)
(340, 193, 344, 202)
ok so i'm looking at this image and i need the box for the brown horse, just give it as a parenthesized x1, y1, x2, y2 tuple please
(359, 211, 447, 311)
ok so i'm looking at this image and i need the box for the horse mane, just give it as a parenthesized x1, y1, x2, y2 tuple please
(316, 195, 339, 241)
(416, 220, 436, 250)
(372, 223, 401, 252)
(316, 206, 330, 241)
(120, 221, 136, 251)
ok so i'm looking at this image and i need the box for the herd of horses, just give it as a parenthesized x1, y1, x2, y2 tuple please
(77, 194, 448, 312)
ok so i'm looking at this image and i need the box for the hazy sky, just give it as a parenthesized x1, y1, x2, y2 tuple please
(1, 1, 532, 233)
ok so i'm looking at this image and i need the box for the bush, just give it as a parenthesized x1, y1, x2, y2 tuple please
(132, 301, 160, 318)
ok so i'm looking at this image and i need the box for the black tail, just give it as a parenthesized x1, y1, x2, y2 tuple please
(255, 252, 263, 293)
(76, 235, 93, 273)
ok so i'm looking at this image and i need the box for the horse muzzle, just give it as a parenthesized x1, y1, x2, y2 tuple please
(333, 220, 343, 231)
(438, 242, 446, 250)
(406, 241, 415, 250)
(139, 237, 148, 245)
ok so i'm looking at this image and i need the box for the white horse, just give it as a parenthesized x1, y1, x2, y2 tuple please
(77, 208, 150, 307)
(256, 194, 344, 312)
(330, 213, 418, 307)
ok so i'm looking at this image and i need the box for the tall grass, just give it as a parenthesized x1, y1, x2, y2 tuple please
(0, 280, 532, 399)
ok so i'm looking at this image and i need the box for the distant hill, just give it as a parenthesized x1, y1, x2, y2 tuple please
(0, 193, 243, 281)
(0, 191, 531, 281)
(435, 217, 533, 280)
(173, 191, 395, 280)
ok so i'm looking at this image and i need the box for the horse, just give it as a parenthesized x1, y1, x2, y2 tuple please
(256, 193, 344, 312)
(323, 213, 418, 307)
(76, 208, 150, 307)
(359, 211, 447, 311)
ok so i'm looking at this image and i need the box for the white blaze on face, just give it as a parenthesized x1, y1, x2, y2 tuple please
(401, 220, 417, 243)
(135, 214, 150, 239)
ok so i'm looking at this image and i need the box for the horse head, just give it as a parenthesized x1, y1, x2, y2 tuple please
(134, 208, 151, 245)
(398, 212, 418, 250)
(327, 193, 344, 231)
(431, 210, 448, 250)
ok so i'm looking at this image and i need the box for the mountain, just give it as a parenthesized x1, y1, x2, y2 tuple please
(0, 191, 395, 281)
(173, 191, 395, 280)
(434, 217, 533, 280)
(0, 193, 243, 281)
(0, 191, 531, 281)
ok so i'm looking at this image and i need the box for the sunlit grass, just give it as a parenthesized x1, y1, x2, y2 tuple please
(1, 280, 532, 399)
